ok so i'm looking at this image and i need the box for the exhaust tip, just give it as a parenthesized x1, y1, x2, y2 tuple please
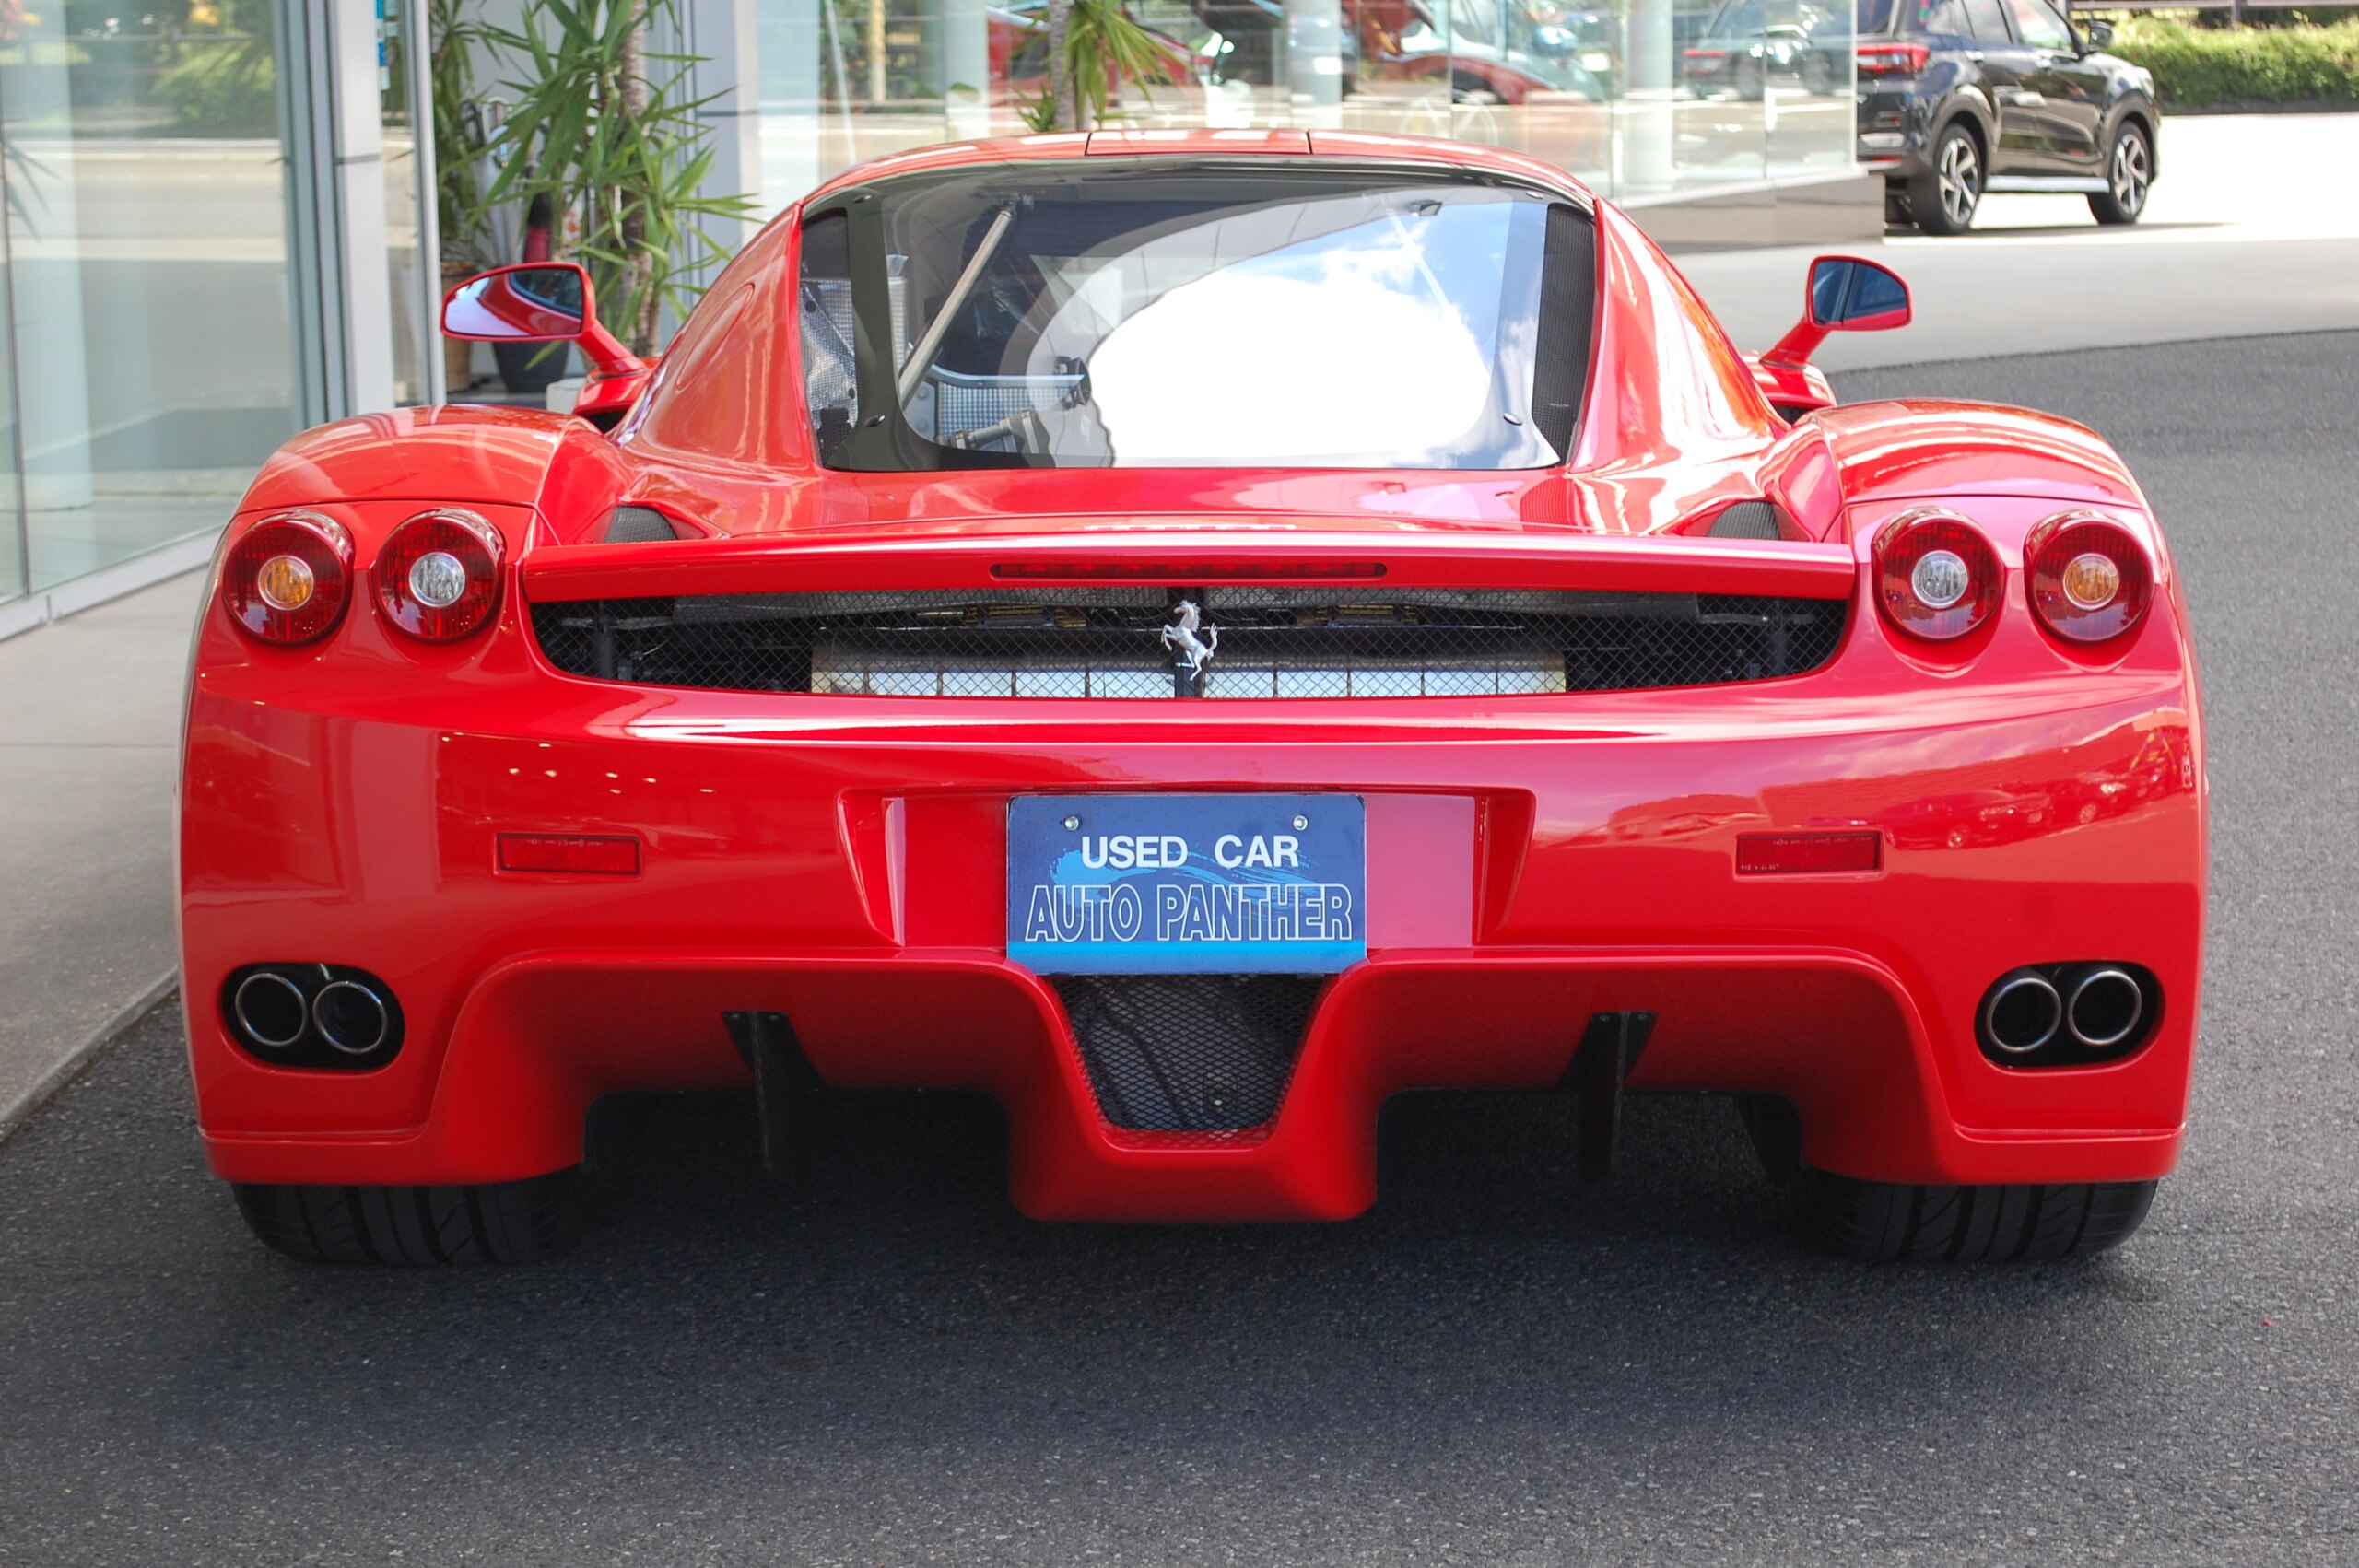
(1982, 969, 2063, 1055)
(2067, 966, 2145, 1049)
(230, 971, 310, 1048)
(312, 978, 393, 1055)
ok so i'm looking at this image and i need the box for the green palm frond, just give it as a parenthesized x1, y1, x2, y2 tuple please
(475, 0, 757, 352)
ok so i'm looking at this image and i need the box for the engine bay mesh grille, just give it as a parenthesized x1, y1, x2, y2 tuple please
(1054, 974, 1323, 1132)
(528, 586, 1848, 699)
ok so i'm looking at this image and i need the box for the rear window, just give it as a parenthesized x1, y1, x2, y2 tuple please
(799, 160, 1597, 473)
(1857, 0, 1897, 33)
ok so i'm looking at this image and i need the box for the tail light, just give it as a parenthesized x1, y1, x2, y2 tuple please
(221, 510, 353, 646)
(1873, 509, 2001, 642)
(2025, 510, 2153, 644)
(1857, 41, 1928, 77)
(376, 508, 505, 641)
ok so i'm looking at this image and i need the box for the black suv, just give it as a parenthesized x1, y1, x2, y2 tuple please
(1857, 0, 2158, 233)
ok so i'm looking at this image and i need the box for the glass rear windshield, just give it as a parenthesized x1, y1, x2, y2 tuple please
(799, 161, 1595, 473)
(1858, 0, 1897, 32)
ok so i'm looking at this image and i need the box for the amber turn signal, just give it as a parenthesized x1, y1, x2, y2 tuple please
(2025, 511, 2154, 644)
(222, 510, 354, 646)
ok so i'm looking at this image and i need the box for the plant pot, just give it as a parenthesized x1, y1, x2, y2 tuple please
(494, 338, 574, 395)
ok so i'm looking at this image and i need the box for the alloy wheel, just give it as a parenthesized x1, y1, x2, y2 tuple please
(2110, 130, 2150, 216)
(1939, 135, 1981, 228)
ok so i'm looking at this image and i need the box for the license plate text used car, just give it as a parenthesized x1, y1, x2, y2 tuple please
(1007, 794, 1367, 976)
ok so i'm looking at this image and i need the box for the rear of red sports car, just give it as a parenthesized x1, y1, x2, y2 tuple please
(182, 134, 2203, 1264)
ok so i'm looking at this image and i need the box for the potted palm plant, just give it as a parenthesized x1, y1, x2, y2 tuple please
(1024, 0, 1182, 130)
(477, 0, 757, 364)
(430, 0, 498, 392)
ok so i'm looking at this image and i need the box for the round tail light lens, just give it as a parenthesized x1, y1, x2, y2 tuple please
(221, 510, 353, 645)
(376, 509, 505, 640)
(1873, 509, 2001, 641)
(2025, 511, 2153, 644)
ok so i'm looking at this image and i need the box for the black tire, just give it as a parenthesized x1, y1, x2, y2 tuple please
(1801, 49, 1835, 96)
(231, 1170, 584, 1265)
(1800, 1172, 2157, 1262)
(1731, 54, 1765, 100)
(2088, 118, 2153, 226)
(1908, 120, 1983, 235)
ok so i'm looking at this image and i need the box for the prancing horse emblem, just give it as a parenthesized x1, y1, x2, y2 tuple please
(1161, 599, 1218, 676)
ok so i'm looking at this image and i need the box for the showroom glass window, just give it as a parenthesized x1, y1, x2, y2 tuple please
(801, 165, 1592, 471)
(747, 0, 1854, 227)
(0, 1, 300, 595)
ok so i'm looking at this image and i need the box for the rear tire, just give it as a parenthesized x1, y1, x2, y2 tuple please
(1908, 121, 1983, 235)
(1800, 1172, 2157, 1262)
(2088, 119, 2152, 226)
(232, 1170, 584, 1265)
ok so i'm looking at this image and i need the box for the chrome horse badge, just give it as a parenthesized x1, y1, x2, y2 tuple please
(1161, 599, 1218, 677)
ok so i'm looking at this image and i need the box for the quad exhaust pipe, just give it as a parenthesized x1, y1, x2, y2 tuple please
(1982, 968, 2064, 1055)
(230, 971, 311, 1049)
(221, 964, 404, 1065)
(2064, 965, 2144, 1049)
(1978, 964, 2154, 1062)
(312, 978, 394, 1055)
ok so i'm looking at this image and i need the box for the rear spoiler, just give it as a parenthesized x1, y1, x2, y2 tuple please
(520, 531, 1858, 603)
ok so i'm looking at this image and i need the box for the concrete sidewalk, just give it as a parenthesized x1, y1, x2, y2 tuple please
(0, 571, 200, 1134)
(3, 112, 2356, 1137)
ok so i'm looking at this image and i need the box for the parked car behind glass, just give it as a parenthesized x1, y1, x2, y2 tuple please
(1684, 0, 1848, 99)
(1855, 0, 2157, 234)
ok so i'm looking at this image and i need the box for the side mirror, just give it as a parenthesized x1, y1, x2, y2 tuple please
(1764, 253, 1912, 369)
(1807, 255, 1911, 333)
(2081, 18, 2113, 49)
(438, 261, 651, 415)
(441, 262, 590, 342)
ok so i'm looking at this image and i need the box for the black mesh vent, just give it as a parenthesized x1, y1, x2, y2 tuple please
(1708, 500, 1786, 541)
(529, 587, 1847, 699)
(603, 506, 681, 543)
(1054, 975, 1323, 1131)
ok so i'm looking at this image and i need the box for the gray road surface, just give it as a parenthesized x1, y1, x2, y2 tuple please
(2, 331, 2355, 1563)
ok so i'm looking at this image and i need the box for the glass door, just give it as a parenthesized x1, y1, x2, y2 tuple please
(0, 0, 302, 593)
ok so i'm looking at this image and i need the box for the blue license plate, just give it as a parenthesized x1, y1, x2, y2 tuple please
(1008, 794, 1367, 975)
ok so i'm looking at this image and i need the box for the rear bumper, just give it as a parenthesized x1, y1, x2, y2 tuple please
(182, 575, 2205, 1220)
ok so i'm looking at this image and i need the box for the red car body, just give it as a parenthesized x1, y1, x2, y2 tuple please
(181, 132, 2204, 1238)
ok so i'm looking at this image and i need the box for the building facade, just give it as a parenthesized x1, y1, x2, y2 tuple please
(0, 0, 1863, 631)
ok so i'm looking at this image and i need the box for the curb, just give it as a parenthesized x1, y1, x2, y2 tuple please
(0, 972, 179, 1147)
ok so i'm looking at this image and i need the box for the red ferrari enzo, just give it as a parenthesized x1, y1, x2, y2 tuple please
(183, 130, 2204, 1266)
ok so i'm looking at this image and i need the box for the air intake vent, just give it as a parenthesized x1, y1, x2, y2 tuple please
(1054, 974, 1322, 1132)
(528, 586, 1846, 699)
(1708, 500, 1788, 541)
(602, 505, 681, 543)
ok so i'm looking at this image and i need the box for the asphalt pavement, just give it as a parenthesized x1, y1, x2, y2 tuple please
(3, 330, 2355, 1563)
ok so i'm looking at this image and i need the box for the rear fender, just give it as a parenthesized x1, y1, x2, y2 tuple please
(234, 406, 636, 556)
(1816, 399, 2144, 520)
